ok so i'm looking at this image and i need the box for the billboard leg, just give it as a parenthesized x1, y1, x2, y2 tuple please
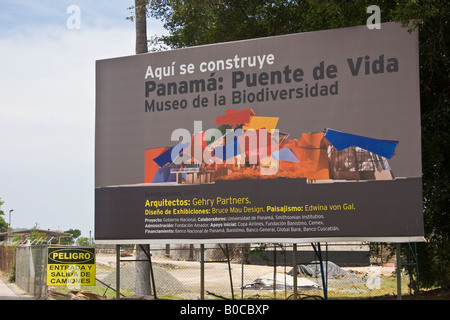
(396, 243, 402, 300)
(293, 243, 298, 300)
(397, 243, 421, 300)
(311, 242, 328, 300)
(116, 244, 120, 300)
(200, 244, 205, 300)
(407, 242, 421, 300)
(241, 245, 244, 299)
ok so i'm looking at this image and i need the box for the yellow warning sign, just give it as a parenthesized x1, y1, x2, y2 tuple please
(46, 247, 96, 286)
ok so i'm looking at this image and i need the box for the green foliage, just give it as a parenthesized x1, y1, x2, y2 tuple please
(0, 198, 8, 233)
(391, 0, 450, 288)
(65, 228, 82, 239)
(147, 0, 397, 48)
(143, 0, 450, 288)
(76, 237, 91, 247)
(28, 223, 41, 243)
(60, 229, 82, 245)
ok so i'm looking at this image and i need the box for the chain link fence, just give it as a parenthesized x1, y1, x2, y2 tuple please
(95, 242, 415, 300)
(14, 245, 47, 299)
(0, 242, 419, 300)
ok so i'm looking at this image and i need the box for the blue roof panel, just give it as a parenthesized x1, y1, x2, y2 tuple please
(325, 129, 398, 159)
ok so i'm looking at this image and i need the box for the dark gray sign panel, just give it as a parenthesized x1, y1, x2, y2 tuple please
(95, 22, 424, 244)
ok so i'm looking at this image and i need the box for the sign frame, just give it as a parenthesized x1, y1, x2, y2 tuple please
(95, 22, 424, 244)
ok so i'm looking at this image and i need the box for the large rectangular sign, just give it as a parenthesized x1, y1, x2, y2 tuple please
(95, 22, 424, 244)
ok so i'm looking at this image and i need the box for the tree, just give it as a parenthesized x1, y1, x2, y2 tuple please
(76, 237, 90, 246)
(143, 0, 450, 289)
(0, 198, 9, 233)
(147, 0, 398, 48)
(27, 223, 43, 244)
(60, 228, 82, 245)
(391, 1, 450, 289)
(135, 0, 149, 54)
(131, 0, 153, 297)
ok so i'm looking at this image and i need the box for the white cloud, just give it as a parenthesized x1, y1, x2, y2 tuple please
(1, 25, 135, 124)
(0, 0, 169, 237)
(0, 10, 164, 236)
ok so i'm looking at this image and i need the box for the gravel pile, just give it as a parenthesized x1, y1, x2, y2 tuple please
(102, 265, 189, 295)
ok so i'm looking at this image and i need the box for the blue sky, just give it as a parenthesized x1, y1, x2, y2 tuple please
(0, 1, 167, 239)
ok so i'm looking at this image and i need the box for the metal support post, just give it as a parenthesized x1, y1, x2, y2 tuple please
(311, 242, 327, 300)
(241, 245, 245, 299)
(397, 242, 421, 300)
(200, 244, 205, 300)
(226, 244, 234, 299)
(317, 243, 327, 300)
(293, 243, 298, 300)
(116, 244, 120, 300)
(396, 243, 402, 300)
(407, 242, 421, 300)
(273, 244, 277, 298)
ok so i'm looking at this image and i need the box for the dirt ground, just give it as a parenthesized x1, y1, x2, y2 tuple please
(55, 253, 448, 300)
(97, 254, 449, 300)
(370, 286, 450, 300)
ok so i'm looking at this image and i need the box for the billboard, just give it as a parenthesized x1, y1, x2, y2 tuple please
(95, 22, 424, 244)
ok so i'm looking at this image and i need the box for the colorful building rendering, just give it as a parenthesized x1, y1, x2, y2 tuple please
(144, 108, 399, 185)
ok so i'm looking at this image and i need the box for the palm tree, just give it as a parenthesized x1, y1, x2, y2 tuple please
(135, 0, 148, 54)
(134, 0, 152, 297)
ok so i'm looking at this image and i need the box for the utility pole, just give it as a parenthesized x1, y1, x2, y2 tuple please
(8, 209, 13, 241)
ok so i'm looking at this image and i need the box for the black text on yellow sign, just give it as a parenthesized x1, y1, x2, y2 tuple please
(46, 247, 96, 286)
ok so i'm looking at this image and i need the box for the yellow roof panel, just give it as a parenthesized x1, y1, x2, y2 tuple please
(243, 116, 279, 132)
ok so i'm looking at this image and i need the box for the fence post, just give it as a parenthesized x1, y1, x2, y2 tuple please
(293, 243, 297, 300)
(273, 244, 277, 298)
(396, 243, 401, 300)
(116, 244, 120, 300)
(317, 243, 327, 300)
(241, 244, 244, 299)
(200, 244, 204, 300)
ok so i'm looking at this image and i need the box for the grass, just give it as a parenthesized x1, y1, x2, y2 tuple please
(50, 283, 135, 300)
(48, 260, 414, 300)
(49, 276, 412, 300)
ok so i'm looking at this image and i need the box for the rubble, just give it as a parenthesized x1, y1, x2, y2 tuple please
(243, 272, 320, 291)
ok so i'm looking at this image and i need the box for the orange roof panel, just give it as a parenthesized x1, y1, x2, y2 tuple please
(144, 147, 170, 183)
(215, 108, 255, 125)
